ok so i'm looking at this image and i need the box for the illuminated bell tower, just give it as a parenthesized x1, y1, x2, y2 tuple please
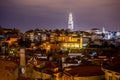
(68, 12, 74, 31)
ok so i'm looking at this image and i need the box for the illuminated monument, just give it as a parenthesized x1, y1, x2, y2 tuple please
(68, 12, 74, 31)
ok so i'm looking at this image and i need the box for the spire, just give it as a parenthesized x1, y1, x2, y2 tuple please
(68, 12, 74, 31)
(102, 27, 105, 33)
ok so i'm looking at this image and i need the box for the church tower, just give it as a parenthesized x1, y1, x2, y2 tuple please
(68, 12, 74, 31)
(102, 27, 106, 33)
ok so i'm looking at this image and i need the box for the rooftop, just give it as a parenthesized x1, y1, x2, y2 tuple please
(102, 57, 120, 73)
(65, 65, 104, 77)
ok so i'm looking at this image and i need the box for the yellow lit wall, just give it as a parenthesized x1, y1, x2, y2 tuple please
(102, 68, 120, 80)
(61, 37, 83, 49)
(32, 70, 52, 79)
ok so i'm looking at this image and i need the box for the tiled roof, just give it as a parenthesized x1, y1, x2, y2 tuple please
(34, 67, 54, 76)
(0, 60, 18, 80)
(65, 65, 104, 77)
(0, 60, 17, 70)
(34, 61, 59, 74)
(43, 61, 58, 68)
(102, 57, 120, 73)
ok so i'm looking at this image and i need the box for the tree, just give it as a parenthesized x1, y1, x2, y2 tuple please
(18, 38, 31, 48)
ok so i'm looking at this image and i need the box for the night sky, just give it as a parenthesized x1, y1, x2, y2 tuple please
(0, 0, 120, 32)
